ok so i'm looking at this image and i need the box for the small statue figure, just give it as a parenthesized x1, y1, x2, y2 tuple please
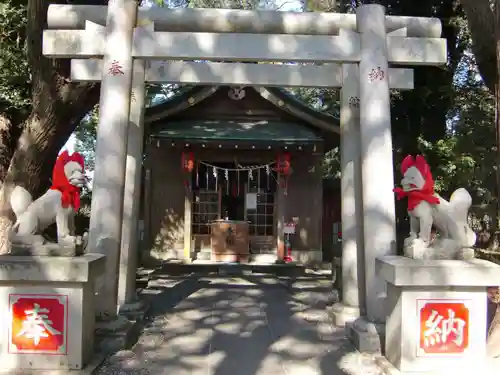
(9, 151, 88, 256)
(393, 155, 476, 260)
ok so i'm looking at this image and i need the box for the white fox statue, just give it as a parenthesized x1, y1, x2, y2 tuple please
(9, 151, 88, 253)
(393, 155, 476, 260)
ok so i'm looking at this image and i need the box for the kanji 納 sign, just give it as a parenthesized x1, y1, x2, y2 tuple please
(368, 66, 385, 82)
(9, 294, 68, 354)
(418, 300, 470, 355)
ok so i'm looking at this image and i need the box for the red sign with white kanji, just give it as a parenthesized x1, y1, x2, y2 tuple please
(418, 300, 470, 355)
(9, 294, 68, 355)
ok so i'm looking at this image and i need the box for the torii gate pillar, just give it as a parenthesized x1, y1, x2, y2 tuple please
(330, 63, 365, 327)
(347, 4, 397, 352)
(117, 59, 147, 310)
(88, 0, 138, 319)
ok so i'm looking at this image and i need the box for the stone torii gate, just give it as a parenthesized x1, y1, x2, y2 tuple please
(43, 2, 447, 351)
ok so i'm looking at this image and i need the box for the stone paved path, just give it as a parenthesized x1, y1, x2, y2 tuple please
(96, 272, 383, 375)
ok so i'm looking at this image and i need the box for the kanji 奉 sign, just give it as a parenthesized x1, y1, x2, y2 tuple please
(9, 294, 68, 354)
(417, 299, 470, 356)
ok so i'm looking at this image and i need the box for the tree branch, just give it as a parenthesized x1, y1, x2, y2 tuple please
(3, 0, 103, 196)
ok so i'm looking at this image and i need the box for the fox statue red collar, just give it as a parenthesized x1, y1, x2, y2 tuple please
(394, 188, 440, 211)
(393, 155, 440, 211)
(50, 151, 85, 212)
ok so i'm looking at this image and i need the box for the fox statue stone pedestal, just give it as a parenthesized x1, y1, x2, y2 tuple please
(0, 152, 106, 371)
(393, 155, 476, 260)
(376, 256, 500, 375)
(373, 155, 499, 374)
(0, 254, 105, 371)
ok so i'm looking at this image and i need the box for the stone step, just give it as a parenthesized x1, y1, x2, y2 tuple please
(195, 250, 211, 261)
(250, 253, 277, 263)
(195, 250, 277, 263)
(157, 261, 305, 277)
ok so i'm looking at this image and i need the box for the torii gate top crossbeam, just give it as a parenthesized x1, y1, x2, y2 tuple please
(47, 5, 441, 38)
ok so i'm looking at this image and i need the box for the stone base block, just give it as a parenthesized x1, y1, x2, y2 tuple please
(0, 353, 107, 375)
(346, 316, 385, 353)
(329, 302, 361, 327)
(213, 253, 250, 263)
(119, 299, 150, 321)
(250, 253, 277, 264)
(377, 256, 500, 374)
(95, 313, 146, 354)
(0, 254, 105, 371)
(375, 355, 500, 375)
(289, 250, 323, 265)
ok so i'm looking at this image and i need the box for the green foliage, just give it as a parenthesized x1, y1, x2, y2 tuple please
(146, 84, 186, 106)
(0, 0, 30, 112)
(149, 0, 169, 6)
(74, 106, 98, 173)
(419, 64, 495, 204)
(322, 147, 340, 180)
(187, 0, 261, 8)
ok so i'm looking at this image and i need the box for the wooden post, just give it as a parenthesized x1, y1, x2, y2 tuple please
(183, 190, 192, 262)
(143, 168, 152, 258)
(276, 179, 285, 261)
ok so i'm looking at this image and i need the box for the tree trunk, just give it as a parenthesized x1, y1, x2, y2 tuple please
(460, 0, 497, 93)
(486, 0, 500, 358)
(487, 287, 500, 356)
(460, 0, 500, 357)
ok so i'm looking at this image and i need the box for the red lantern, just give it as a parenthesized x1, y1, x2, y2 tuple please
(276, 152, 291, 195)
(181, 152, 195, 173)
(276, 152, 291, 175)
(181, 152, 194, 188)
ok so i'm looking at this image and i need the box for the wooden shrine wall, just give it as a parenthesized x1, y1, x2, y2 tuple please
(143, 145, 323, 261)
(284, 152, 323, 252)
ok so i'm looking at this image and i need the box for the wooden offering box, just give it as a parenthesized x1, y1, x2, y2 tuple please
(211, 220, 250, 263)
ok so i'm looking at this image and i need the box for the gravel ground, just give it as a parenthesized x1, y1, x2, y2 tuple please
(95, 271, 383, 375)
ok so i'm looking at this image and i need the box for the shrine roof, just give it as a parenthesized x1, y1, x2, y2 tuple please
(151, 119, 322, 143)
(145, 85, 340, 134)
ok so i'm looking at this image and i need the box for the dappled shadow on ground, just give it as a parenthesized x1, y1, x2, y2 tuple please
(95, 271, 381, 375)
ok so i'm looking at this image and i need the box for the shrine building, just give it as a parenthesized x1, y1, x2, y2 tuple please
(140, 85, 340, 264)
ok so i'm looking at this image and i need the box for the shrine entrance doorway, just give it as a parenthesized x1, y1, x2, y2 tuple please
(191, 159, 279, 261)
